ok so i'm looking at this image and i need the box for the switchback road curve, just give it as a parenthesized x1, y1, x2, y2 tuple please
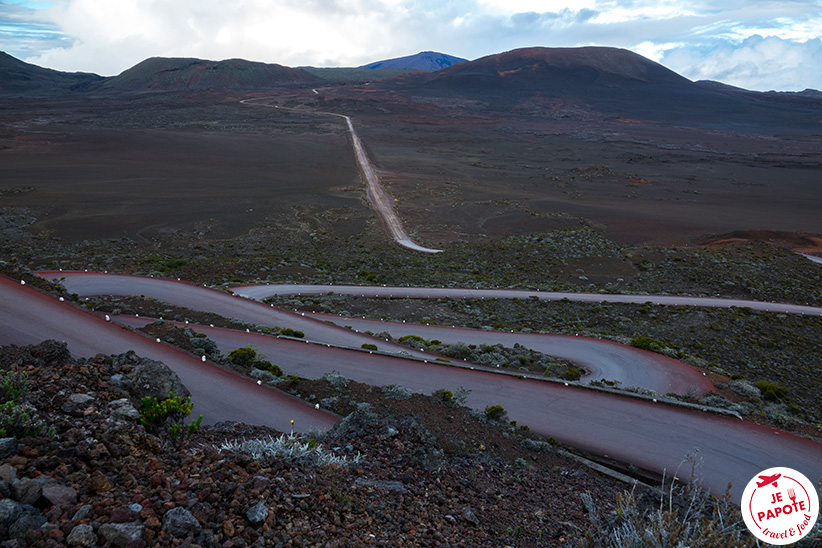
(0, 276, 338, 433)
(15, 271, 821, 500)
(43, 272, 711, 395)
(105, 315, 822, 501)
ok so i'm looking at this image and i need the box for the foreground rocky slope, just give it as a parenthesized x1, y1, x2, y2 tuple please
(0, 340, 625, 547)
(3, 339, 800, 547)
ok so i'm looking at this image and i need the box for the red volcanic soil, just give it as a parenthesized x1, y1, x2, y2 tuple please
(696, 230, 822, 256)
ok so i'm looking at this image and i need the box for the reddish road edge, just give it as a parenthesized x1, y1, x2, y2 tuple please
(0, 275, 339, 433)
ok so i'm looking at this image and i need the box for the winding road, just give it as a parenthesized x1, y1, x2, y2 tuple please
(233, 283, 822, 316)
(0, 276, 338, 433)
(0, 271, 817, 500)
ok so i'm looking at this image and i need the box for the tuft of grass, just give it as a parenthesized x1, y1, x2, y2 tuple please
(575, 452, 771, 548)
(220, 433, 361, 467)
(0, 370, 52, 439)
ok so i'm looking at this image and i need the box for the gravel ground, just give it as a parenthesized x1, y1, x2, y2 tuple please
(0, 340, 630, 548)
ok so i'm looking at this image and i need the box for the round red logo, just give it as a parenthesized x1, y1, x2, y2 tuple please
(741, 467, 819, 545)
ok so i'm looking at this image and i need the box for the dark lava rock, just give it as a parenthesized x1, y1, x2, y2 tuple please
(0, 438, 16, 458)
(66, 523, 97, 547)
(8, 513, 47, 539)
(162, 506, 201, 537)
(246, 500, 268, 525)
(111, 351, 191, 405)
(98, 521, 145, 546)
(11, 479, 41, 505)
(0, 498, 23, 526)
(41, 483, 77, 508)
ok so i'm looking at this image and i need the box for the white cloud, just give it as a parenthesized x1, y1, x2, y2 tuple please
(663, 35, 822, 91)
(3, 0, 821, 89)
(632, 41, 682, 63)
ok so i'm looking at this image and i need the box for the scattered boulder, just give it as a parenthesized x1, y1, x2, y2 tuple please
(162, 506, 201, 538)
(71, 504, 92, 522)
(11, 478, 41, 505)
(461, 506, 480, 526)
(246, 500, 268, 525)
(98, 522, 145, 546)
(8, 513, 47, 539)
(41, 483, 77, 508)
(0, 463, 16, 483)
(66, 523, 97, 547)
(109, 398, 140, 420)
(0, 437, 17, 458)
(87, 474, 112, 494)
(110, 351, 190, 405)
(0, 498, 23, 526)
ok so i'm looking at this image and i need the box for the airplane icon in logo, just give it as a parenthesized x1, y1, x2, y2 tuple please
(756, 473, 781, 488)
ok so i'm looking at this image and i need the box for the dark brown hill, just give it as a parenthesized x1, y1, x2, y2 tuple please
(380, 46, 822, 128)
(103, 56, 321, 92)
(431, 46, 690, 87)
(0, 51, 103, 95)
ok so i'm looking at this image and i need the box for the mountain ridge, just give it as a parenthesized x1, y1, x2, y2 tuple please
(102, 56, 320, 92)
(360, 51, 467, 71)
(2, 47, 821, 111)
(374, 46, 822, 126)
(0, 51, 103, 94)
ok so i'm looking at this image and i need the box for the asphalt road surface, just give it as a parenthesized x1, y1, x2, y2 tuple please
(233, 283, 822, 316)
(109, 315, 821, 500)
(43, 272, 711, 395)
(10, 271, 819, 500)
(0, 276, 337, 433)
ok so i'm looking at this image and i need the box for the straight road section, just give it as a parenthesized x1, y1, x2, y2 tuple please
(234, 283, 822, 316)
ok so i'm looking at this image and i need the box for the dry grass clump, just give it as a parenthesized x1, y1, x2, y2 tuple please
(220, 433, 361, 467)
(577, 454, 822, 548)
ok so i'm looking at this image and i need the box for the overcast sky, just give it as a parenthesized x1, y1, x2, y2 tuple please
(1, 0, 820, 91)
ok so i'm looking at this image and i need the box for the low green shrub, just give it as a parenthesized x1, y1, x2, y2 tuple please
(0, 370, 28, 403)
(280, 328, 304, 338)
(229, 347, 283, 376)
(139, 393, 202, 446)
(434, 387, 470, 408)
(255, 360, 283, 377)
(228, 346, 258, 367)
(630, 336, 664, 352)
(485, 404, 507, 422)
(755, 381, 788, 402)
(0, 371, 52, 438)
(361, 343, 378, 351)
(562, 366, 583, 381)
